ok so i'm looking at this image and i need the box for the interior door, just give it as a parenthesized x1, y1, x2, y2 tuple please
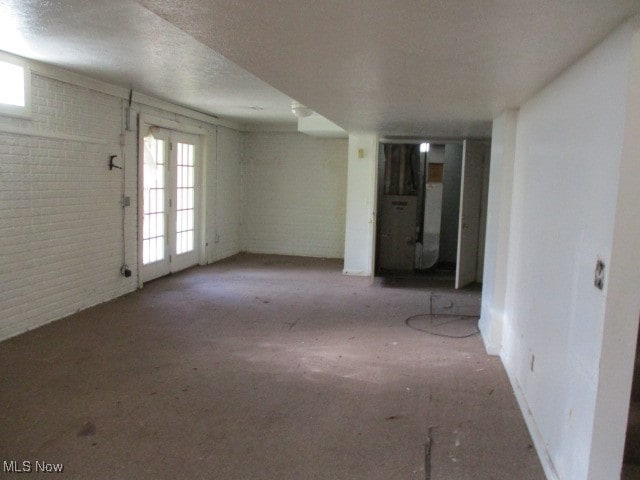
(141, 129, 199, 282)
(455, 140, 485, 289)
(378, 196, 417, 271)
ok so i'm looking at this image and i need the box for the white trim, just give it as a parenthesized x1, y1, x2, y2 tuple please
(22, 55, 242, 130)
(139, 113, 210, 136)
(136, 114, 145, 289)
(239, 121, 298, 133)
(133, 92, 238, 130)
(29, 60, 128, 100)
(0, 125, 107, 144)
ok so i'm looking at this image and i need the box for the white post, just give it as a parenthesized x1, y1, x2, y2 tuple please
(343, 133, 379, 276)
(479, 109, 518, 355)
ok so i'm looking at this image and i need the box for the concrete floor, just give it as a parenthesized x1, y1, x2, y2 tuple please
(0, 254, 545, 479)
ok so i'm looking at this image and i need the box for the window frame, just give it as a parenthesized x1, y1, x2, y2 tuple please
(0, 51, 31, 119)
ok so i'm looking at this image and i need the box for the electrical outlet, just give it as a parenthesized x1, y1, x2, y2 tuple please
(594, 259, 605, 290)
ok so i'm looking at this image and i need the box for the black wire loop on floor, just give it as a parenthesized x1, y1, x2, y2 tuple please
(405, 313, 480, 338)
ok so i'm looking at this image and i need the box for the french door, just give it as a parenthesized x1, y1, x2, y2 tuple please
(141, 129, 199, 282)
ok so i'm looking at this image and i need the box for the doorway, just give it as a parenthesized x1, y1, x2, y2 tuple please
(141, 128, 200, 282)
(375, 139, 489, 289)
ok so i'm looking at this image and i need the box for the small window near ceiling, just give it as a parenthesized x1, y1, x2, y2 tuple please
(0, 52, 31, 118)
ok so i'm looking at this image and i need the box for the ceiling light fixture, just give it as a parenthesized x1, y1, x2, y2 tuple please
(291, 101, 313, 118)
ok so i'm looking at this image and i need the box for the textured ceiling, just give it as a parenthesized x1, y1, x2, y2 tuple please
(0, 0, 297, 127)
(0, 0, 638, 136)
(138, 0, 639, 137)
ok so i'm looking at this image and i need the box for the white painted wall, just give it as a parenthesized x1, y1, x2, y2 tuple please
(209, 126, 242, 262)
(343, 134, 378, 276)
(494, 20, 640, 480)
(588, 21, 640, 479)
(241, 132, 348, 258)
(0, 73, 136, 341)
(479, 110, 518, 355)
(0, 63, 242, 341)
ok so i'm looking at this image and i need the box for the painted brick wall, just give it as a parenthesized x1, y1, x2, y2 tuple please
(208, 126, 242, 262)
(0, 74, 137, 341)
(0, 68, 346, 342)
(241, 132, 348, 258)
(0, 71, 243, 341)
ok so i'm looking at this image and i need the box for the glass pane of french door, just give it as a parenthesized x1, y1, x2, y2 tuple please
(142, 135, 166, 265)
(175, 142, 195, 255)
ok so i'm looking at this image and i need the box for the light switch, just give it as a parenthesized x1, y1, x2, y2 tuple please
(357, 148, 365, 159)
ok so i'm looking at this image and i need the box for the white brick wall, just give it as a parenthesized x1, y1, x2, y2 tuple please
(0, 71, 243, 341)
(207, 126, 242, 262)
(0, 74, 137, 340)
(241, 133, 348, 258)
(0, 67, 346, 342)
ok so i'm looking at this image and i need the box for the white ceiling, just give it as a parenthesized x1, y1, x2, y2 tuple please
(1, 0, 639, 137)
(0, 0, 297, 128)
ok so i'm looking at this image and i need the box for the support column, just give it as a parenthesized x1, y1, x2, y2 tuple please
(479, 109, 518, 355)
(343, 133, 378, 276)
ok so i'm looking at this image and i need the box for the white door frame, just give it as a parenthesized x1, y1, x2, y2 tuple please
(456, 139, 488, 289)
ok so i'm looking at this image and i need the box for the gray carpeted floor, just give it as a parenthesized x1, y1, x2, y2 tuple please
(0, 253, 545, 479)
